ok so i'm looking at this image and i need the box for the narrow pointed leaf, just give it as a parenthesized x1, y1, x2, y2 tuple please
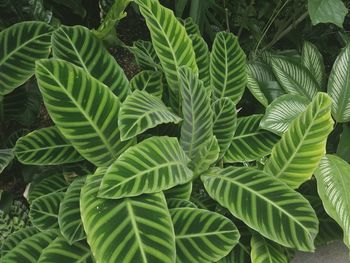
(0, 21, 53, 95)
(0, 149, 14, 174)
(171, 207, 239, 263)
(35, 59, 133, 167)
(1, 227, 39, 256)
(202, 167, 319, 251)
(264, 93, 333, 188)
(130, 70, 163, 98)
(179, 17, 201, 35)
(250, 234, 287, 263)
(99, 136, 192, 199)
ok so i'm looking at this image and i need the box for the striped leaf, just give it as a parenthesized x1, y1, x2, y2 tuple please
(224, 115, 280, 163)
(30, 192, 65, 231)
(213, 98, 237, 159)
(119, 90, 181, 141)
(314, 155, 350, 250)
(264, 93, 333, 188)
(179, 67, 213, 161)
(99, 136, 193, 199)
(35, 59, 133, 167)
(14, 126, 83, 165)
(218, 229, 251, 263)
(0, 21, 53, 95)
(202, 166, 319, 251)
(81, 168, 176, 263)
(167, 198, 197, 209)
(1, 227, 39, 256)
(130, 70, 163, 98)
(128, 40, 160, 71)
(0, 229, 58, 263)
(164, 182, 192, 200)
(328, 43, 350, 122)
(38, 237, 93, 263)
(58, 176, 86, 244)
(260, 94, 309, 135)
(52, 25, 129, 100)
(210, 32, 247, 103)
(170, 207, 239, 263)
(0, 149, 13, 174)
(271, 57, 320, 100)
(136, 0, 198, 101)
(179, 17, 201, 35)
(301, 41, 326, 88)
(250, 234, 287, 263)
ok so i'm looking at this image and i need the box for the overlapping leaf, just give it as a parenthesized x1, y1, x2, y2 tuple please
(218, 229, 251, 263)
(0, 149, 13, 174)
(1, 227, 39, 256)
(179, 17, 201, 35)
(250, 234, 287, 263)
(164, 182, 192, 200)
(130, 70, 163, 98)
(167, 198, 197, 209)
(128, 40, 160, 71)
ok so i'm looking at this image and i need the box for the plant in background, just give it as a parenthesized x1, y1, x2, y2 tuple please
(0, 0, 350, 263)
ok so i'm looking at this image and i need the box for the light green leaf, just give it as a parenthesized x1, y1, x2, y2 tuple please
(99, 136, 192, 199)
(1, 227, 39, 256)
(119, 90, 181, 141)
(315, 155, 350, 250)
(14, 126, 83, 165)
(130, 70, 163, 98)
(179, 17, 201, 35)
(264, 93, 334, 188)
(260, 94, 309, 135)
(167, 198, 197, 209)
(308, 0, 348, 28)
(30, 192, 64, 231)
(202, 166, 319, 251)
(52, 25, 129, 100)
(128, 40, 160, 71)
(271, 56, 320, 100)
(0, 21, 53, 95)
(0, 149, 14, 174)
(58, 176, 86, 244)
(171, 207, 239, 263)
(328, 43, 350, 122)
(251, 234, 287, 263)
(211, 32, 247, 103)
(164, 182, 192, 200)
(35, 59, 133, 167)
(224, 115, 279, 163)
(80, 168, 176, 263)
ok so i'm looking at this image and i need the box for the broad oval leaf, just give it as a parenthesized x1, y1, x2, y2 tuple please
(171, 207, 239, 263)
(260, 94, 309, 135)
(218, 229, 251, 263)
(35, 59, 133, 167)
(167, 198, 197, 209)
(164, 182, 192, 200)
(210, 31, 247, 103)
(264, 92, 334, 188)
(119, 90, 181, 141)
(80, 168, 176, 263)
(308, 0, 348, 28)
(52, 25, 129, 100)
(250, 234, 287, 263)
(271, 56, 320, 100)
(0, 21, 53, 95)
(328, 43, 350, 122)
(314, 155, 350, 250)
(58, 176, 87, 244)
(224, 115, 280, 163)
(179, 17, 201, 35)
(128, 40, 160, 71)
(1, 227, 39, 256)
(202, 167, 319, 251)
(38, 237, 93, 263)
(14, 126, 83, 165)
(130, 70, 163, 98)
(0, 149, 14, 174)
(99, 136, 192, 199)
(337, 124, 350, 162)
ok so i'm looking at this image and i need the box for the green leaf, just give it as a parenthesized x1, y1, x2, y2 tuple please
(337, 124, 350, 162)
(170, 207, 239, 263)
(213, 98, 237, 159)
(218, 229, 251, 263)
(202, 166, 319, 251)
(179, 66, 213, 161)
(260, 94, 309, 135)
(1, 227, 39, 256)
(314, 155, 350, 250)
(38, 237, 93, 263)
(224, 115, 279, 163)
(179, 17, 201, 35)
(250, 234, 287, 263)
(308, 0, 348, 28)
(99, 136, 193, 199)
(135, 0, 198, 101)
(81, 168, 176, 263)
(35, 59, 133, 167)
(328, 43, 350, 122)
(210, 32, 247, 103)
(0, 21, 53, 95)
(119, 90, 181, 141)
(0, 149, 14, 174)
(130, 70, 163, 98)
(164, 182, 192, 200)
(52, 25, 129, 100)
(271, 57, 320, 100)
(0, 229, 58, 263)
(301, 41, 326, 88)
(167, 198, 197, 209)
(58, 176, 86, 244)
(30, 192, 64, 231)
(14, 126, 83, 165)
(264, 93, 334, 188)
(128, 40, 160, 71)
